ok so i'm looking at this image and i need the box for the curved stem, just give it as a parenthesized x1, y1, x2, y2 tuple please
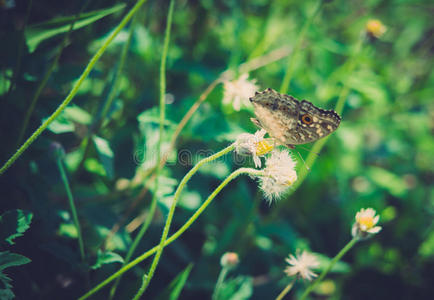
(283, 35, 366, 198)
(99, 17, 137, 129)
(108, 6, 161, 299)
(16, 1, 89, 147)
(131, 0, 175, 298)
(78, 165, 261, 300)
(0, 0, 148, 175)
(300, 237, 359, 300)
(103, 46, 291, 243)
(57, 157, 85, 262)
(212, 267, 229, 300)
(133, 141, 232, 299)
(275, 277, 296, 300)
(7, 0, 33, 97)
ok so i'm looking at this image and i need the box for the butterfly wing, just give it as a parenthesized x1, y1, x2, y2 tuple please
(290, 100, 341, 144)
(250, 89, 341, 146)
(249, 88, 300, 145)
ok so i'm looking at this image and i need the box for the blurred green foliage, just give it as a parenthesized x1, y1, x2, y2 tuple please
(0, 0, 433, 299)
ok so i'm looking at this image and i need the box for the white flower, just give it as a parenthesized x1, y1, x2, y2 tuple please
(223, 73, 259, 111)
(234, 129, 273, 168)
(351, 208, 382, 239)
(284, 250, 319, 281)
(258, 150, 297, 202)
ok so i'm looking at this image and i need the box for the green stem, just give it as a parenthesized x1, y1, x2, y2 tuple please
(78, 165, 261, 300)
(300, 237, 359, 300)
(16, 1, 89, 147)
(132, 0, 175, 298)
(212, 267, 229, 300)
(279, 0, 322, 95)
(0, 0, 148, 175)
(99, 11, 137, 127)
(275, 277, 297, 300)
(132, 139, 230, 299)
(285, 34, 365, 196)
(107, 12, 153, 300)
(7, 0, 33, 96)
(56, 157, 85, 262)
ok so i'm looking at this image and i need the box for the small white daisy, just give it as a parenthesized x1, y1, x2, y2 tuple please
(223, 73, 259, 111)
(351, 208, 382, 239)
(284, 250, 319, 281)
(234, 129, 274, 168)
(258, 150, 297, 202)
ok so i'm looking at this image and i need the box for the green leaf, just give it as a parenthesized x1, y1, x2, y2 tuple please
(218, 276, 253, 300)
(46, 105, 91, 134)
(0, 210, 33, 245)
(367, 167, 407, 197)
(91, 250, 124, 270)
(0, 252, 31, 300)
(0, 252, 31, 272)
(25, 3, 126, 52)
(156, 264, 193, 300)
(93, 136, 114, 179)
(0, 273, 14, 300)
(63, 105, 92, 125)
(419, 230, 434, 258)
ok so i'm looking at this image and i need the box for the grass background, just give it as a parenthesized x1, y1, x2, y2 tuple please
(0, 0, 433, 299)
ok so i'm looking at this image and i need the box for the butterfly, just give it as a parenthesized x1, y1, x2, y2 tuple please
(249, 88, 341, 148)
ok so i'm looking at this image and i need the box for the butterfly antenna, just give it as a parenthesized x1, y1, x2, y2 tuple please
(296, 150, 310, 172)
(298, 145, 320, 157)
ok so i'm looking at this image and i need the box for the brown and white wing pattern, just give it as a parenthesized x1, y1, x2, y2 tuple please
(249, 88, 341, 146)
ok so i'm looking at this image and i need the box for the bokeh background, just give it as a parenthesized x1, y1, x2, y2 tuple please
(0, 0, 433, 299)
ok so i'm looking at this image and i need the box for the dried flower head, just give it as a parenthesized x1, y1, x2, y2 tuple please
(234, 129, 274, 168)
(366, 19, 387, 39)
(223, 73, 259, 111)
(285, 250, 319, 281)
(257, 150, 297, 202)
(351, 208, 382, 239)
(220, 252, 239, 270)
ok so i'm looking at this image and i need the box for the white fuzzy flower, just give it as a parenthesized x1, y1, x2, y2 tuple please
(258, 150, 297, 202)
(284, 250, 319, 281)
(234, 129, 274, 168)
(351, 208, 382, 239)
(223, 73, 259, 111)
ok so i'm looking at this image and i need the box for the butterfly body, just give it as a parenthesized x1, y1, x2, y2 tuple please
(250, 88, 341, 148)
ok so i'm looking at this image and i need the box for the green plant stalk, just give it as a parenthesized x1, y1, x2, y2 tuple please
(56, 157, 85, 261)
(78, 8, 138, 182)
(300, 237, 359, 300)
(107, 11, 155, 300)
(0, 0, 148, 175)
(275, 277, 297, 300)
(132, 0, 175, 298)
(17, 1, 89, 147)
(99, 11, 137, 127)
(7, 0, 33, 96)
(212, 266, 229, 300)
(133, 135, 230, 299)
(279, 0, 322, 95)
(285, 35, 365, 195)
(78, 165, 261, 300)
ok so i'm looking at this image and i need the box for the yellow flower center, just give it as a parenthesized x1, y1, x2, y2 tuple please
(366, 19, 387, 38)
(359, 216, 374, 229)
(255, 140, 274, 156)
